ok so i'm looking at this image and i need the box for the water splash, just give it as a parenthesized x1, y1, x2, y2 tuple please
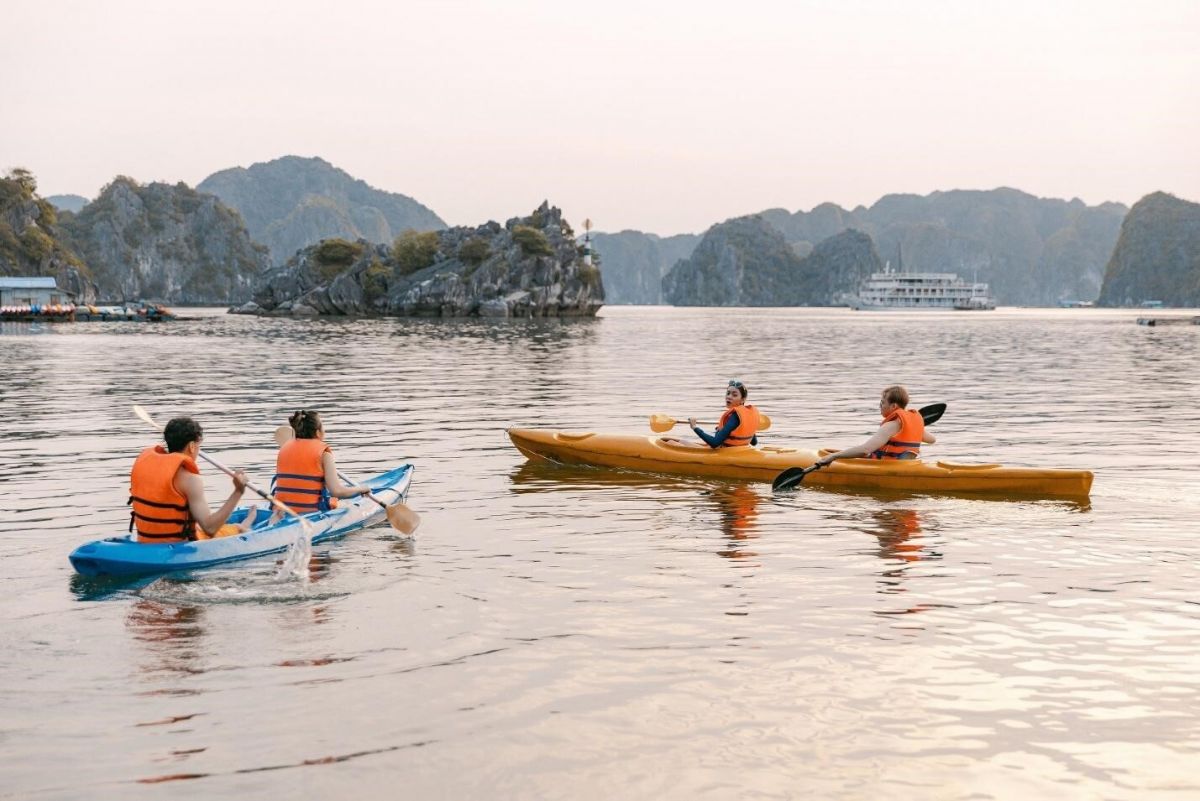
(275, 530, 312, 582)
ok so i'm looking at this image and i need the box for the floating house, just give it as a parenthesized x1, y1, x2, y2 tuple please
(0, 277, 77, 320)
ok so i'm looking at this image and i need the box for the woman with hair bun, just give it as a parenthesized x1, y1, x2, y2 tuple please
(272, 410, 369, 514)
(688, 379, 760, 449)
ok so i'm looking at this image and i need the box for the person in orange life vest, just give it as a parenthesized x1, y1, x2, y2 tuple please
(814, 385, 936, 467)
(688, 379, 761, 448)
(272, 410, 369, 515)
(129, 417, 248, 543)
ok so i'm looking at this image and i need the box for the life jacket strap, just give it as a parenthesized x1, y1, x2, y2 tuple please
(128, 494, 189, 511)
(136, 530, 192, 541)
(273, 472, 324, 483)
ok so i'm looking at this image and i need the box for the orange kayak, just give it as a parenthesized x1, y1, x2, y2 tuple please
(507, 428, 1093, 499)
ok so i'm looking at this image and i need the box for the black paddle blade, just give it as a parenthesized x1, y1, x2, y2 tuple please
(919, 403, 947, 426)
(772, 464, 822, 492)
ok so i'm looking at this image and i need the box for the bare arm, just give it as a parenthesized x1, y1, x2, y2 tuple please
(322, 451, 367, 498)
(816, 420, 900, 467)
(923, 429, 937, 445)
(178, 468, 246, 535)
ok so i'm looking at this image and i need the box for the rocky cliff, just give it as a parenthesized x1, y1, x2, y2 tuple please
(244, 202, 603, 317)
(662, 216, 880, 306)
(1097, 192, 1200, 307)
(794, 229, 884, 304)
(60, 177, 269, 304)
(0, 170, 96, 301)
(198, 156, 445, 265)
(589, 231, 700, 303)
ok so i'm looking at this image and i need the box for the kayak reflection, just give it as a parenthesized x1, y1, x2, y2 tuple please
(509, 460, 767, 561)
(867, 508, 931, 567)
(126, 598, 206, 678)
(508, 458, 703, 493)
(707, 484, 763, 561)
(853, 506, 942, 614)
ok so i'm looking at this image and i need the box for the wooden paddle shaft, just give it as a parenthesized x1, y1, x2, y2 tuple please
(336, 470, 389, 511)
(197, 450, 306, 520)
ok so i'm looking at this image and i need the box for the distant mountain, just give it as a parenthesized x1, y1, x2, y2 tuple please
(46, 194, 89, 213)
(662, 216, 880, 306)
(1098, 192, 1200, 307)
(618, 189, 1126, 307)
(0, 169, 95, 301)
(761, 189, 1127, 305)
(60, 177, 269, 304)
(197, 156, 445, 265)
(589, 231, 700, 303)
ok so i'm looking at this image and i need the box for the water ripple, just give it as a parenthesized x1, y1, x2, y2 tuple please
(1, 307, 1198, 799)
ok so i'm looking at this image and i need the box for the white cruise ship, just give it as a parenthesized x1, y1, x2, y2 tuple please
(851, 268, 996, 311)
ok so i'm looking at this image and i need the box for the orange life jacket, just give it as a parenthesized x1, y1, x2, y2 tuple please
(273, 438, 335, 513)
(871, 407, 925, 460)
(129, 446, 198, 543)
(717, 403, 760, 447)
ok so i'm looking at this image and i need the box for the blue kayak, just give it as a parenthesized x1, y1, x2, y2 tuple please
(69, 465, 414, 577)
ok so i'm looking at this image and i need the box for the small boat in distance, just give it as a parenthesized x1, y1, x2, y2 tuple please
(851, 265, 996, 311)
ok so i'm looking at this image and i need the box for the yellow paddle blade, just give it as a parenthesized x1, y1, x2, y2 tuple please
(649, 414, 677, 433)
(386, 502, 421, 535)
(758, 413, 773, 432)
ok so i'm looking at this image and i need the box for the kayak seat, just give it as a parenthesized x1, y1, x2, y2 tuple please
(657, 439, 750, 452)
(936, 461, 1001, 471)
(555, 432, 596, 442)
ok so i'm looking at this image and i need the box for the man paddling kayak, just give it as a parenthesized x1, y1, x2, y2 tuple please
(128, 417, 248, 543)
(687, 379, 761, 448)
(814, 385, 936, 467)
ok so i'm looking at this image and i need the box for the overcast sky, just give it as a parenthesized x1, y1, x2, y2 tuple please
(4, 0, 1198, 234)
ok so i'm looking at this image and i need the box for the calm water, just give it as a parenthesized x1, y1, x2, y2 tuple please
(1, 307, 1198, 800)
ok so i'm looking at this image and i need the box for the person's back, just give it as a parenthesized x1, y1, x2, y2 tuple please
(816, 385, 936, 468)
(274, 435, 335, 513)
(129, 416, 246, 543)
(272, 410, 368, 515)
(872, 405, 925, 460)
(129, 445, 200, 542)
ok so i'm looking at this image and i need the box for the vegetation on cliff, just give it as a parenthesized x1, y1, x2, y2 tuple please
(0, 169, 95, 300)
(247, 202, 603, 317)
(60, 177, 269, 303)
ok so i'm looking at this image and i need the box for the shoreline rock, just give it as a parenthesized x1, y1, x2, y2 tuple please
(244, 202, 604, 318)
